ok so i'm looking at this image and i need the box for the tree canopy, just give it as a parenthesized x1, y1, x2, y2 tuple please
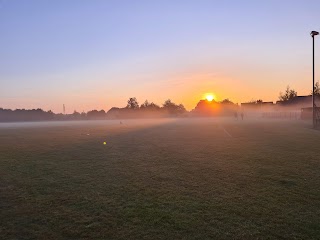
(162, 99, 187, 115)
(140, 100, 160, 110)
(279, 86, 297, 101)
(126, 97, 139, 109)
(312, 82, 320, 96)
(220, 99, 235, 105)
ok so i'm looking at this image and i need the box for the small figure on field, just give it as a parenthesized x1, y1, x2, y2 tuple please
(234, 112, 238, 120)
(241, 112, 244, 120)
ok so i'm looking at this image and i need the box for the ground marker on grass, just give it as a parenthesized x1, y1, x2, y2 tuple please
(103, 141, 106, 145)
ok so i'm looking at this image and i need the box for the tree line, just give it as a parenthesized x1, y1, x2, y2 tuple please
(0, 98, 187, 122)
(106, 98, 187, 119)
(1, 84, 319, 122)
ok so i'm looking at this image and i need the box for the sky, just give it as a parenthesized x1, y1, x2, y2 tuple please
(1, 0, 320, 113)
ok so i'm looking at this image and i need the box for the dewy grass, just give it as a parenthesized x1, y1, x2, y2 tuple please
(1, 118, 320, 239)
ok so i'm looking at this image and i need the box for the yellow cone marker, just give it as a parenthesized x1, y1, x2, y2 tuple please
(103, 142, 106, 145)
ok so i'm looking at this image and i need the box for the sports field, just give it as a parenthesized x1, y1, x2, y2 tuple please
(1, 118, 320, 239)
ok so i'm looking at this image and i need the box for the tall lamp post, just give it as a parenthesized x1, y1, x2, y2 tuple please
(311, 31, 319, 128)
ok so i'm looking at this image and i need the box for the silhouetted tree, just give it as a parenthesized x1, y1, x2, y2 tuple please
(312, 81, 320, 95)
(126, 97, 139, 109)
(220, 99, 234, 105)
(87, 110, 106, 119)
(219, 99, 238, 115)
(177, 104, 186, 114)
(140, 100, 150, 109)
(0, 108, 54, 122)
(162, 99, 186, 115)
(162, 99, 175, 108)
(279, 86, 297, 101)
(148, 102, 160, 111)
(81, 111, 87, 118)
(140, 100, 160, 111)
(193, 99, 219, 116)
(73, 110, 80, 116)
(71, 110, 81, 120)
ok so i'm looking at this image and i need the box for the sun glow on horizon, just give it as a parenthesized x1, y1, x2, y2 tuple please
(205, 94, 215, 102)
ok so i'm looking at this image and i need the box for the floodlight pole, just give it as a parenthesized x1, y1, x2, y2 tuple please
(313, 34, 315, 128)
(311, 31, 319, 128)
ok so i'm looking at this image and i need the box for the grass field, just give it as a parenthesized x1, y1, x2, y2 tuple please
(1, 118, 320, 239)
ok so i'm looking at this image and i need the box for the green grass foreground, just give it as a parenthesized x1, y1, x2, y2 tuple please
(1, 118, 320, 239)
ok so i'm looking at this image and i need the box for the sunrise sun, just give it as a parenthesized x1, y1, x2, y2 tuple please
(205, 94, 214, 102)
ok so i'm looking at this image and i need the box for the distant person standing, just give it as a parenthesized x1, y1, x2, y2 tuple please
(234, 112, 238, 120)
(241, 112, 244, 120)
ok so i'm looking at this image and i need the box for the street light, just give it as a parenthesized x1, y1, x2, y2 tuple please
(311, 31, 319, 128)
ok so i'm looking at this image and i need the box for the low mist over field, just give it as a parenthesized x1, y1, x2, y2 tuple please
(1, 118, 320, 239)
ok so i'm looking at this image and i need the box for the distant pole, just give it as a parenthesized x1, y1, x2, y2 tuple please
(311, 31, 319, 128)
(63, 104, 65, 115)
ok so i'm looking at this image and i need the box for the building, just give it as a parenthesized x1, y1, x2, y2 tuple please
(275, 95, 320, 111)
(241, 101, 274, 112)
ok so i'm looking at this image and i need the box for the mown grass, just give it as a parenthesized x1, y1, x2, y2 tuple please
(0, 118, 320, 239)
